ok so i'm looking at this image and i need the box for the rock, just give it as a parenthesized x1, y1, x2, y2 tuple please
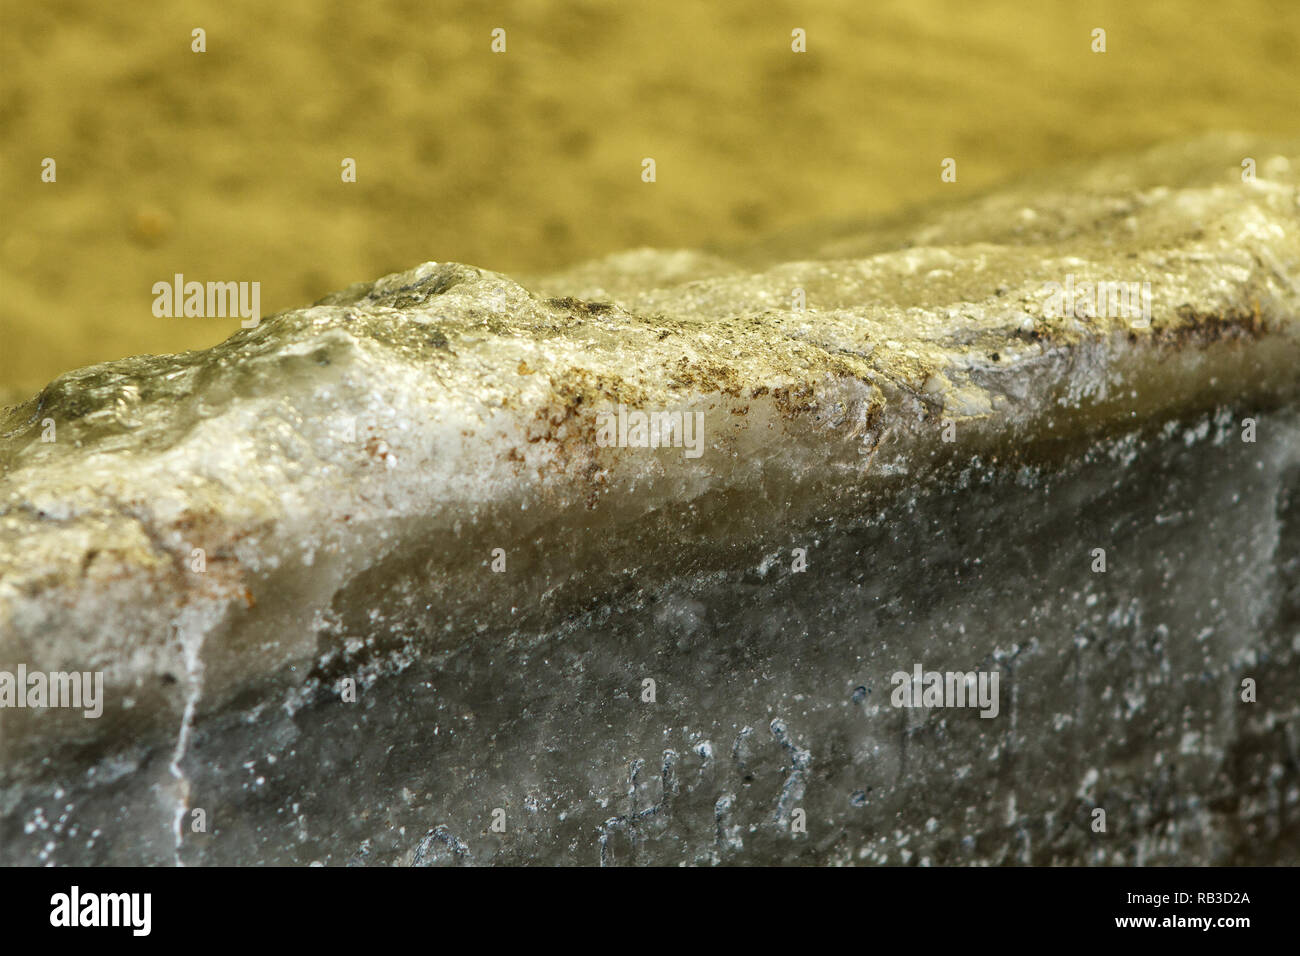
(2, 136, 1299, 865)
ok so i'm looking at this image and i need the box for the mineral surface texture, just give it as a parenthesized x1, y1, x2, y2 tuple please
(2, 136, 1299, 865)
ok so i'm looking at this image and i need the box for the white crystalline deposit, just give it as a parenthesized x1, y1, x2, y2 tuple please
(1, 135, 1298, 865)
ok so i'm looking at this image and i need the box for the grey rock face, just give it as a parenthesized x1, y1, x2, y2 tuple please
(2, 136, 1298, 865)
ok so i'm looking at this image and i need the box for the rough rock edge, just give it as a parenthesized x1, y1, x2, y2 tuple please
(1, 135, 1298, 780)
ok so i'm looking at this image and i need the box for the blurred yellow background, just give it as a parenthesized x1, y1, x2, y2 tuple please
(2, 0, 1297, 398)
